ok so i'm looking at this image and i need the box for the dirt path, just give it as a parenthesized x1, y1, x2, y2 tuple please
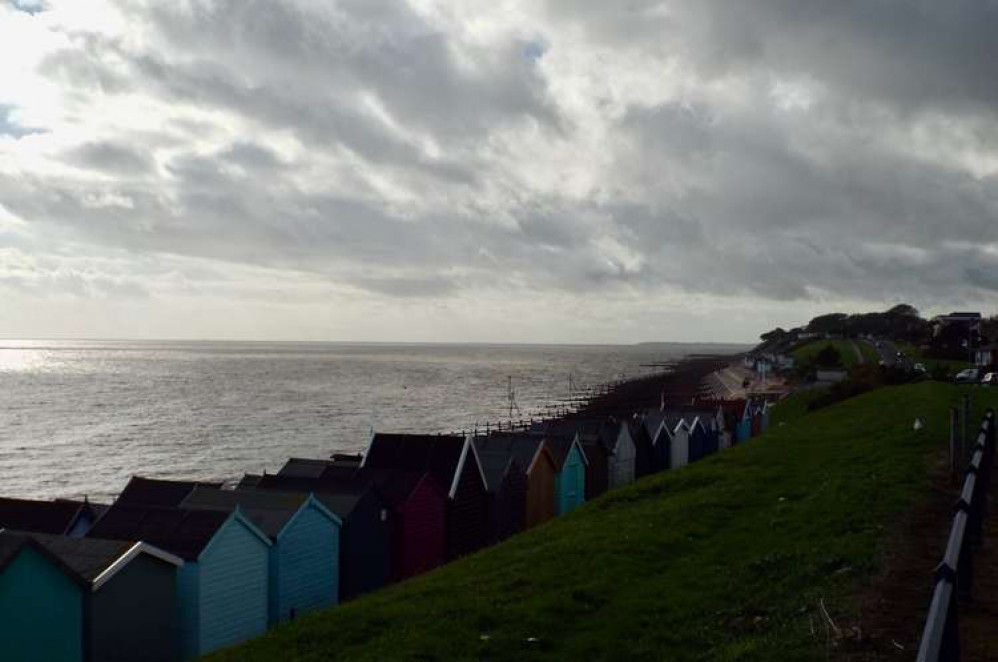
(837, 452, 956, 660)
(850, 340, 866, 365)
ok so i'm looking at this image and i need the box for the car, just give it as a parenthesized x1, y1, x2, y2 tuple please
(955, 368, 981, 383)
(913, 363, 926, 373)
(981, 372, 998, 386)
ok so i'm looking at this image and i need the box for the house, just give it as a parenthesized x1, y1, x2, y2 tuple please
(975, 343, 998, 367)
(179, 487, 341, 626)
(115, 477, 221, 508)
(546, 434, 588, 516)
(362, 433, 488, 560)
(472, 436, 528, 543)
(0, 530, 183, 662)
(0, 497, 105, 537)
(87, 503, 271, 660)
(254, 473, 393, 601)
(316, 465, 448, 581)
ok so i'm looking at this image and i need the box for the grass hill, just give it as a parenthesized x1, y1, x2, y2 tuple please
(792, 339, 878, 369)
(205, 382, 993, 662)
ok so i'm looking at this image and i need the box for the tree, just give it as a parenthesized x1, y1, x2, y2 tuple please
(887, 303, 919, 317)
(807, 313, 849, 335)
(814, 344, 843, 368)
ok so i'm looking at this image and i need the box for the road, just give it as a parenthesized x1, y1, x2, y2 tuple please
(865, 339, 912, 368)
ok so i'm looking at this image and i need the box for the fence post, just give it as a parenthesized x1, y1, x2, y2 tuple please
(963, 394, 972, 461)
(951, 407, 961, 483)
(942, 585, 961, 662)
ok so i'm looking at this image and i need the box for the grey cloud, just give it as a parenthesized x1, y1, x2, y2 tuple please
(9, 0, 998, 320)
(67, 141, 152, 174)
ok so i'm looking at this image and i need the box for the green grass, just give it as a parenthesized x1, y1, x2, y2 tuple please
(206, 383, 998, 662)
(792, 339, 875, 368)
(768, 388, 829, 426)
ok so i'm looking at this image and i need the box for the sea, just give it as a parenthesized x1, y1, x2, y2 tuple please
(0, 340, 747, 502)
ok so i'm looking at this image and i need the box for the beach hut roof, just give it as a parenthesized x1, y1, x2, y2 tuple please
(543, 434, 589, 469)
(473, 433, 543, 478)
(116, 476, 222, 508)
(0, 530, 182, 590)
(362, 433, 483, 499)
(180, 487, 333, 539)
(317, 465, 441, 508)
(238, 474, 263, 488)
(277, 458, 334, 479)
(0, 531, 88, 588)
(87, 503, 239, 560)
(0, 497, 90, 535)
(251, 473, 382, 519)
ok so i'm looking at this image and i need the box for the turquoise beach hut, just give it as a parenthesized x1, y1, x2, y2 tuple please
(180, 487, 342, 625)
(547, 435, 588, 516)
(88, 503, 271, 660)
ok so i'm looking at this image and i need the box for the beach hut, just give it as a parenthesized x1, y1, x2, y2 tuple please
(546, 434, 588, 516)
(0, 530, 183, 662)
(546, 420, 609, 500)
(601, 419, 637, 490)
(734, 401, 753, 444)
(254, 473, 392, 600)
(362, 433, 488, 560)
(641, 411, 673, 472)
(282, 465, 448, 582)
(477, 433, 557, 529)
(114, 477, 221, 508)
(0, 497, 105, 537)
(684, 417, 711, 462)
(472, 436, 528, 543)
(626, 418, 656, 478)
(750, 403, 765, 437)
(87, 503, 271, 660)
(179, 487, 341, 625)
(277, 458, 336, 479)
(668, 417, 691, 469)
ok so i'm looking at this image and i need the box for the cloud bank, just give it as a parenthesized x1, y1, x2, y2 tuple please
(2, 0, 997, 342)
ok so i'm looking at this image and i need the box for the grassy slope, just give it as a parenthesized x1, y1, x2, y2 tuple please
(793, 340, 875, 368)
(206, 383, 994, 662)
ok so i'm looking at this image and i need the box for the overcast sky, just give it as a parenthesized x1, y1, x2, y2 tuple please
(2, 1, 997, 343)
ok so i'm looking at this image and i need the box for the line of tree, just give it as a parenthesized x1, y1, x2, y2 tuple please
(758, 304, 998, 361)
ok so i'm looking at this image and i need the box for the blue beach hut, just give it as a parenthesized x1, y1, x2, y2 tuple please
(180, 487, 341, 625)
(546, 435, 588, 516)
(88, 503, 271, 660)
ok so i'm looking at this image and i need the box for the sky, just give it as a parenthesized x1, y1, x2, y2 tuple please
(1, 0, 997, 344)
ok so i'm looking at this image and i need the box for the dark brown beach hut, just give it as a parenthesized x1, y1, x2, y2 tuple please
(319, 465, 448, 580)
(472, 435, 530, 542)
(362, 433, 488, 560)
(0, 497, 105, 537)
(114, 476, 222, 508)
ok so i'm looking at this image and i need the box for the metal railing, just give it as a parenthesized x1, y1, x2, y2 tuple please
(916, 408, 995, 662)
